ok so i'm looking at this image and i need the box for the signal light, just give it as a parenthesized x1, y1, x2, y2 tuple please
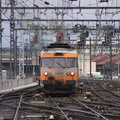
(77, 33, 86, 46)
(80, 33, 86, 43)
(73, 24, 78, 33)
(106, 37, 110, 42)
(57, 33, 63, 42)
(105, 34, 111, 43)
(34, 34, 38, 42)
(58, 34, 62, 37)
(102, 33, 111, 46)
(85, 31, 89, 37)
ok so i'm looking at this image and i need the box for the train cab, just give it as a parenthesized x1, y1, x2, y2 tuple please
(39, 43, 79, 93)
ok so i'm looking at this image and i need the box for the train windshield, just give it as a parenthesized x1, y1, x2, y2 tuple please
(53, 58, 65, 68)
(67, 58, 77, 68)
(41, 58, 52, 68)
(41, 57, 77, 68)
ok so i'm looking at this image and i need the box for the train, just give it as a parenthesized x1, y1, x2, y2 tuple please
(39, 42, 79, 93)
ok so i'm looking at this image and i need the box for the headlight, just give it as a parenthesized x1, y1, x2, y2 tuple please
(71, 72, 75, 76)
(44, 72, 48, 76)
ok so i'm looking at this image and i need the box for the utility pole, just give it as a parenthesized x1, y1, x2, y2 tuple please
(0, 0, 2, 80)
(19, 30, 25, 79)
(110, 36, 112, 80)
(117, 33, 120, 80)
(19, 11, 25, 79)
(10, 0, 16, 79)
(90, 38, 92, 77)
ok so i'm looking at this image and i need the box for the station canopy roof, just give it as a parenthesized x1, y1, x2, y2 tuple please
(92, 54, 120, 65)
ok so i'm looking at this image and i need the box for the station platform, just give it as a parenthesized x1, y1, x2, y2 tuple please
(0, 78, 39, 94)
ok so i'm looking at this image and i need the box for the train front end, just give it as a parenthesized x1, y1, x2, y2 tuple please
(39, 44, 79, 93)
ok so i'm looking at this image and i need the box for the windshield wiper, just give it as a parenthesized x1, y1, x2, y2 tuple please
(45, 62, 51, 68)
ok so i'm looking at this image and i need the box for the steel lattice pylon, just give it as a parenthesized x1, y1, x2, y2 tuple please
(18, 11, 26, 79)
(10, 0, 17, 79)
(19, 32, 25, 79)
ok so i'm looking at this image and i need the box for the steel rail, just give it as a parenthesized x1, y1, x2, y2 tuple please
(49, 96, 70, 120)
(22, 100, 110, 118)
(88, 82, 120, 104)
(0, 91, 15, 101)
(13, 94, 24, 120)
(70, 96, 108, 120)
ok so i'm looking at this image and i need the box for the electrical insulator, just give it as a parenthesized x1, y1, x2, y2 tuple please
(44, 1, 49, 5)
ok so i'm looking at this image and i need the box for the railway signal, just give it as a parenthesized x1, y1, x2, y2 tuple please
(80, 33, 86, 43)
(105, 34, 111, 43)
(78, 33, 86, 46)
(73, 24, 78, 33)
(34, 34, 38, 42)
(102, 31, 114, 46)
(57, 33, 63, 42)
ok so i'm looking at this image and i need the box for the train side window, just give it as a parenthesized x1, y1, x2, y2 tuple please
(67, 58, 77, 68)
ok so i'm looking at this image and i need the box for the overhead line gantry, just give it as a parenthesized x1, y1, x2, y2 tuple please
(1, 6, 120, 9)
(2, 19, 120, 22)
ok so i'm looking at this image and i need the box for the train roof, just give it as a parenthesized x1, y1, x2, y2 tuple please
(46, 43, 74, 49)
(41, 43, 77, 54)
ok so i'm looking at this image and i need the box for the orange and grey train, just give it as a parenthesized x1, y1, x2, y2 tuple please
(39, 43, 79, 93)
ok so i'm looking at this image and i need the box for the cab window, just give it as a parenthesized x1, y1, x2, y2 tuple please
(67, 58, 77, 68)
(53, 58, 65, 68)
(41, 58, 52, 68)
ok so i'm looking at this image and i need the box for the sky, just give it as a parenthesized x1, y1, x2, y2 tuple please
(1, 0, 120, 47)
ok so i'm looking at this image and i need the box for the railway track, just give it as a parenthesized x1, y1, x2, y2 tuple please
(0, 86, 38, 119)
(23, 81, 120, 120)
(0, 79, 120, 120)
(21, 94, 107, 120)
(89, 81, 120, 104)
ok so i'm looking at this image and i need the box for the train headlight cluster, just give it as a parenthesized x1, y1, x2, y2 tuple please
(44, 72, 52, 76)
(44, 72, 48, 76)
(71, 72, 75, 76)
(66, 72, 75, 76)
(66, 72, 70, 75)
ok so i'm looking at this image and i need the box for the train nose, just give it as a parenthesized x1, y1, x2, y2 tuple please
(56, 81, 62, 85)
(48, 76, 55, 80)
